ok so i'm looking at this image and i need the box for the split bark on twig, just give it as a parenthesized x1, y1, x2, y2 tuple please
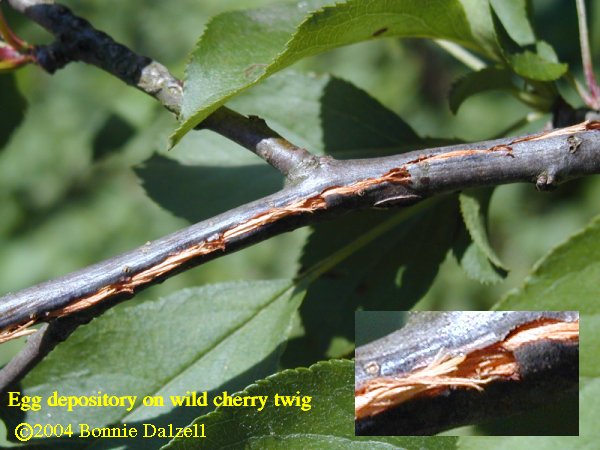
(355, 312, 579, 435)
(1, 121, 598, 343)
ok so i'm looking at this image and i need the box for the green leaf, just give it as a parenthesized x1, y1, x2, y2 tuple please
(172, 0, 496, 147)
(496, 214, 600, 317)
(535, 40, 560, 63)
(489, 0, 535, 46)
(449, 67, 515, 113)
(285, 197, 460, 366)
(485, 0, 566, 84)
(459, 433, 590, 450)
(231, 71, 421, 157)
(0, 74, 26, 150)
(455, 239, 505, 284)
(164, 360, 457, 449)
(485, 0, 566, 83)
(0, 280, 305, 449)
(459, 188, 506, 270)
(507, 49, 567, 81)
(136, 155, 283, 222)
(457, 0, 503, 61)
(497, 211, 598, 378)
(481, 215, 600, 444)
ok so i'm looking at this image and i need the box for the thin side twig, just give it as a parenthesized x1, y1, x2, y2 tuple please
(576, 0, 600, 109)
(5, 0, 314, 178)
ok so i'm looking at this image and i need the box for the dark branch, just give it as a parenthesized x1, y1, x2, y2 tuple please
(200, 108, 318, 179)
(355, 312, 579, 435)
(1, 122, 599, 337)
(5, 0, 313, 177)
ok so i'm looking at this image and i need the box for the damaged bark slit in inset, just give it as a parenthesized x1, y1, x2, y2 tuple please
(355, 318, 579, 420)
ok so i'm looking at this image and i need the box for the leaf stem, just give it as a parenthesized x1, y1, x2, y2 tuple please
(434, 39, 486, 71)
(491, 112, 545, 139)
(576, 0, 600, 109)
(565, 71, 594, 106)
(298, 198, 437, 285)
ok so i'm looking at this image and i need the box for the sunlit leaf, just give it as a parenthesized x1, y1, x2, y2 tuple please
(173, 0, 498, 147)
(164, 360, 458, 450)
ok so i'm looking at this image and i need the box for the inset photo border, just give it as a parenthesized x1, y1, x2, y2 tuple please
(355, 311, 579, 436)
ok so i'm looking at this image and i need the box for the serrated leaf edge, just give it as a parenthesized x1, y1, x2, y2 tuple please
(458, 191, 507, 271)
(495, 214, 600, 309)
(162, 359, 353, 447)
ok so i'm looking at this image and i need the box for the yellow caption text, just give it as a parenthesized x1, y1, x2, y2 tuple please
(6, 390, 312, 413)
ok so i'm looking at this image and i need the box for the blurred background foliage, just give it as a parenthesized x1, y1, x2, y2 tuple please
(0, 0, 597, 426)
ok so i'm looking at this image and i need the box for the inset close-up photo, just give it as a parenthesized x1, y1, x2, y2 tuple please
(355, 311, 579, 436)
